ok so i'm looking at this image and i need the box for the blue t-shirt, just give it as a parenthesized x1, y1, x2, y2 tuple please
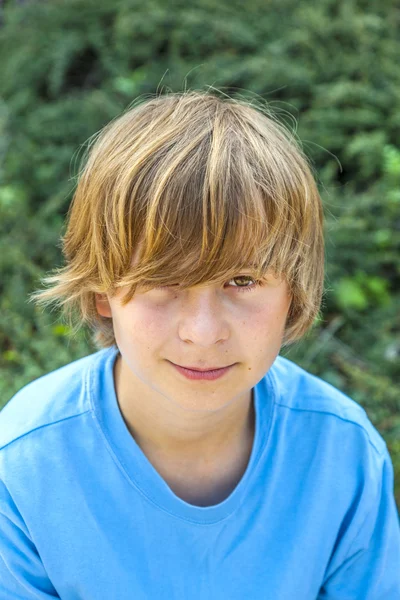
(0, 346, 399, 599)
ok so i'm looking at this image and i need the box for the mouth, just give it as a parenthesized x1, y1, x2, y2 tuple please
(167, 361, 236, 381)
(170, 362, 234, 372)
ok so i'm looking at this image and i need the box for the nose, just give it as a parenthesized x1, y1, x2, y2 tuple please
(177, 289, 229, 346)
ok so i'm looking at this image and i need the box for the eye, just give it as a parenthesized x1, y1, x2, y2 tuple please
(153, 276, 263, 293)
(227, 276, 263, 293)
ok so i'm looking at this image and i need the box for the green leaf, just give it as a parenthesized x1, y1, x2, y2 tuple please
(52, 324, 71, 337)
(335, 278, 369, 311)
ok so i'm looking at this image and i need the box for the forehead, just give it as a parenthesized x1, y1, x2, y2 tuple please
(131, 244, 262, 271)
(127, 235, 288, 291)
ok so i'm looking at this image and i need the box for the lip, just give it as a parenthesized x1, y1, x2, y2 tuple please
(169, 361, 236, 381)
(175, 364, 232, 372)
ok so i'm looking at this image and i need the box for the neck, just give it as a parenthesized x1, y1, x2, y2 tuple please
(113, 353, 255, 467)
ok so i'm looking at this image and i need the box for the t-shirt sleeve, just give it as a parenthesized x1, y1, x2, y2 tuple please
(317, 445, 400, 599)
(0, 478, 60, 599)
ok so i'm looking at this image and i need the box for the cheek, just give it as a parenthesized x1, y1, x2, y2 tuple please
(118, 304, 169, 344)
(246, 297, 290, 338)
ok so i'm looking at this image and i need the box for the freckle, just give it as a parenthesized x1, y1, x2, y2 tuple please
(248, 367, 252, 371)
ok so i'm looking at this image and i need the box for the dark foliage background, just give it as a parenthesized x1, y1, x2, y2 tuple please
(0, 0, 399, 505)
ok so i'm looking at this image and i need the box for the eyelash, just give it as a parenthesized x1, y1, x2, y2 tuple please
(153, 276, 264, 294)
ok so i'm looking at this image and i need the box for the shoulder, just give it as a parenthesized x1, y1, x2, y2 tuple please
(268, 354, 387, 457)
(0, 348, 111, 451)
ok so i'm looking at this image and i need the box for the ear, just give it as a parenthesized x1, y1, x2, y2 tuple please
(95, 293, 112, 318)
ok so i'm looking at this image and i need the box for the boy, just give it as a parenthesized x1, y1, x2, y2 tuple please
(0, 89, 399, 598)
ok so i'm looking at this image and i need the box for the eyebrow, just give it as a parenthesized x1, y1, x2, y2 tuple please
(242, 264, 265, 271)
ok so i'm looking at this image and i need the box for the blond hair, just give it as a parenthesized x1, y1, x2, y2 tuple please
(28, 88, 325, 349)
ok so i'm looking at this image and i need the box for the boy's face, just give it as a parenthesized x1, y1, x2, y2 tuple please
(95, 264, 292, 413)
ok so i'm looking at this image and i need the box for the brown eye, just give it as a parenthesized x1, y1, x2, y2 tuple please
(227, 276, 262, 293)
(152, 277, 263, 293)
